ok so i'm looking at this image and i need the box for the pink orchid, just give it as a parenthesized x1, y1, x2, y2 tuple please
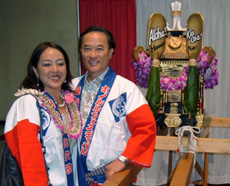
(64, 93, 75, 104)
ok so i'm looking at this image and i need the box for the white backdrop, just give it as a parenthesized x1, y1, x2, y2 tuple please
(135, 0, 230, 185)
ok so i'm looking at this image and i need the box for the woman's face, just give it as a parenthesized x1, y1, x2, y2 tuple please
(33, 47, 67, 94)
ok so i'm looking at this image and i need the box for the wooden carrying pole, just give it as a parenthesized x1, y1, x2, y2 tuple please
(170, 153, 194, 186)
(102, 165, 142, 186)
(155, 135, 230, 154)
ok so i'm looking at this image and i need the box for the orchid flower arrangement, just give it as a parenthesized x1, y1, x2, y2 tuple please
(160, 67, 188, 91)
(132, 52, 152, 88)
(132, 47, 219, 90)
(197, 47, 219, 89)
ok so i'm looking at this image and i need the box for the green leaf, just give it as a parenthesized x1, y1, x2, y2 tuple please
(184, 66, 200, 115)
(146, 67, 161, 116)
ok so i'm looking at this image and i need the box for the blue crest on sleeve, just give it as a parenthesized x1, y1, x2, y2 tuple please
(40, 107, 51, 136)
(109, 93, 127, 122)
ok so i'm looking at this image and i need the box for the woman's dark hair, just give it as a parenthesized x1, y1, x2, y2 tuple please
(21, 41, 73, 91)
(78, 26, 116, 54)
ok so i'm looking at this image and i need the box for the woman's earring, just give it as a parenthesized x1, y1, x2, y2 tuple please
(37, 77, 39, 87)
(64, 80, 67, 83)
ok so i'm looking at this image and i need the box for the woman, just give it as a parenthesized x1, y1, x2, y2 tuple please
(4, 42, 82, 186)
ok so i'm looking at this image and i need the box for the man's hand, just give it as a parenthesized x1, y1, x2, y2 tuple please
(105, 159, 126, 179)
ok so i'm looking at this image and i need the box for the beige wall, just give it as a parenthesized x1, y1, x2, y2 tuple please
(0, 0, 79, 120)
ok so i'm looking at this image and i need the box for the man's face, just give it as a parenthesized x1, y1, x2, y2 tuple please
(81, 31, 114, 81)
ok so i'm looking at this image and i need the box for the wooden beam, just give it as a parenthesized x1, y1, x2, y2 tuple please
(170, 153, 194, 186)
(155, 136, 179, 151)
(155, 136, 230, 154)
(194, 161, 204, 181)
(102, 165, 142, 186)
(204, 116, 230, 128)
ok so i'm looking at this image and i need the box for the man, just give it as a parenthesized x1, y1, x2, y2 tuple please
(72, 26, 156, 186)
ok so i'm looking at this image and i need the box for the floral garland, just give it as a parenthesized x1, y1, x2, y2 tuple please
(15, 88, 82, 139)
(132, 51, 152, 88)
(160, 67, 188, 91)
(197, 47, 219, 89)
(132, 48, 219, 90)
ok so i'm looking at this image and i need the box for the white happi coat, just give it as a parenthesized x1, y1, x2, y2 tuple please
(4, 94, 77, 186)
(72, 68, 156, 172)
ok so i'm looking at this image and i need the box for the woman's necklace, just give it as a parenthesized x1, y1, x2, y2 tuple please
(55, 93, 65, 108)
(15, 88, 82, 139)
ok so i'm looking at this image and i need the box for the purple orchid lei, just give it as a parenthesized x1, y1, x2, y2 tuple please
(197, 47, 219, 89)
(160, 67, 188, 91)
(132, 52, 152, 88)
